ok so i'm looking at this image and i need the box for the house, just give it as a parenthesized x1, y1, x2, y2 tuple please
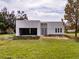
(16, 19, 64, 36)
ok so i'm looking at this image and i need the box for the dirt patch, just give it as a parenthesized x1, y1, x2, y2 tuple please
(40, 35, 70, 40)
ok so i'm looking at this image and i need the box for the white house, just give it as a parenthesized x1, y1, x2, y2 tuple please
(16, 19, 64, 36)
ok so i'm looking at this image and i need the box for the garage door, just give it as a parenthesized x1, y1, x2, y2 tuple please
(19, 28, 37, 35)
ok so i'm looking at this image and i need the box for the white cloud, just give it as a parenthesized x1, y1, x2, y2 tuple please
(0, 0, 67, 21)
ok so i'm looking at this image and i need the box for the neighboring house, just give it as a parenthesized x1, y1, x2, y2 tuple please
(16, 19, 64, 36)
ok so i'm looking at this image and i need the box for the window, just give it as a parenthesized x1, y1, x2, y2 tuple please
(58, 28, 59, 33)
(19, 28, 37, 35)
(60, 28, 62, 33)
(55, 28, 62, 33)
(55, 28, 57, 33)
(31, 28, 37, 35)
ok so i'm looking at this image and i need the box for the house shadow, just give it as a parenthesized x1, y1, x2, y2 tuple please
(13, 36, 40, 40)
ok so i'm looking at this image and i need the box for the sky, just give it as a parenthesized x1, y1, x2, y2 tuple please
(0, 0, 67, 21)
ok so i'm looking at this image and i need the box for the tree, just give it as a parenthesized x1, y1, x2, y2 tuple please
(0, 7, 28, 34)
(6, 10, 16, 33)
(0, 12, 8, 33)
(0, 7, 16, 33)
(64, 0, 79, 38)
(17, 10, 28, 20)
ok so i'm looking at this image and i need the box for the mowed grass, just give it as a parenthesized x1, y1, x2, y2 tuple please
(0, 39, 79, 59)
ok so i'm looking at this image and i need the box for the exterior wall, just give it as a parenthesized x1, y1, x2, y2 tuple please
(47, 22, 64, 35)
(16, 20, 41, 36)
(16, 20, 64, 36)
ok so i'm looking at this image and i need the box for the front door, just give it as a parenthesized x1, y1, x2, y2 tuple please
(41, 28, 47, 35)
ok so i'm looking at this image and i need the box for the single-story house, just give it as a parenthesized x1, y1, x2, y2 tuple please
(16, 19, 64, 36)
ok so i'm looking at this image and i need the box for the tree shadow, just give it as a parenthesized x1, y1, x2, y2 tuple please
(64, 34, 79, 42)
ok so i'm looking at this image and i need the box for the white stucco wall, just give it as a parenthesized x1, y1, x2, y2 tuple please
(16, 20, 64, 36)
(47, 22, 64, 35)
(16, 20, 41, 36)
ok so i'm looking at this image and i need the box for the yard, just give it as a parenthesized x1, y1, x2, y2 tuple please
(0, 39, 79, 59)
(0, 33, 79, 59)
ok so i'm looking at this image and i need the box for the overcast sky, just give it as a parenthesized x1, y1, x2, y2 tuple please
(0, 0, 67, 21)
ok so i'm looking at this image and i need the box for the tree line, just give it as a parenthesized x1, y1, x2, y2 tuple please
(0, 7, 28, 34)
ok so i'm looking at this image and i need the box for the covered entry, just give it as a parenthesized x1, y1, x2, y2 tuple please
(19, 28, 37, 35)
(41, 23, 47, 35)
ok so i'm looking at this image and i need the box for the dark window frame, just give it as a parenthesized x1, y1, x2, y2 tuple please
(55, 28, 62, 33)
(60, 28, 62, 33)
(19, 28, 37, 35)
(55, 28, 57, 33)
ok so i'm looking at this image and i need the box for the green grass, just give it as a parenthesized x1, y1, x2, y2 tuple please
(0, 34, 15, 37)
(0, 34, 15, 40)
(0, 39, 79, 59)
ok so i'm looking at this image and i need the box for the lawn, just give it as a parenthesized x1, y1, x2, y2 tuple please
(0, 34, 15, 40)
(0, 39, 79, 59)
